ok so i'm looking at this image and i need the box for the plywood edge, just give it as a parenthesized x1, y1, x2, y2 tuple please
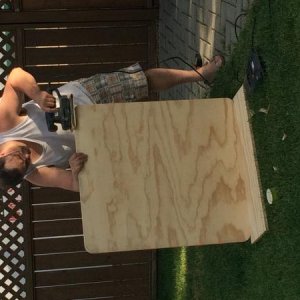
(233, 85, 268, 243)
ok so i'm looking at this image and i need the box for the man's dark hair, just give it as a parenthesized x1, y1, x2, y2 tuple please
(0, 157, 24, 190)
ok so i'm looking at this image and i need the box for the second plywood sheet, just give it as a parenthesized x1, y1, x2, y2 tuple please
(75, 99, 251, 253)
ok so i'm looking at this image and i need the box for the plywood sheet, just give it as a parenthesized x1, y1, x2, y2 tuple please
(75, 99, 252, 253)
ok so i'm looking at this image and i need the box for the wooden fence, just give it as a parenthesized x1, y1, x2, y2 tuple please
(0, 1, 158, 299)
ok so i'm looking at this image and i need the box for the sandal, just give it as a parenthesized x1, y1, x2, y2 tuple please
(195, 53, 203, 68)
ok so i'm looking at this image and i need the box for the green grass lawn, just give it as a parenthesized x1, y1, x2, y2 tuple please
(157, 0, 300, 299)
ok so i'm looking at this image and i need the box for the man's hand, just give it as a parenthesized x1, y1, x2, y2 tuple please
(69, 152, 88, 191)
(69, 152, 88, 176)
(35, 91, 57, 112)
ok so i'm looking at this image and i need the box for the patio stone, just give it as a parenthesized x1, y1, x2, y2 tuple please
(159, 0, 254, 99)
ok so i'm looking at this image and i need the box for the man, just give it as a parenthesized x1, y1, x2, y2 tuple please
(0, 56, 224, 192)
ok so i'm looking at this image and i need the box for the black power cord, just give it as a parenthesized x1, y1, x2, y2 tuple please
(234, 9, 266, 95)
(234, 13, 248, 42)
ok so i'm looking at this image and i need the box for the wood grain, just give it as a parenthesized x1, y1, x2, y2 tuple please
(75, 99, 252, 253)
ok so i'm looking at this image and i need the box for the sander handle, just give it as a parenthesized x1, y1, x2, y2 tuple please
(45, 85, 73, 132)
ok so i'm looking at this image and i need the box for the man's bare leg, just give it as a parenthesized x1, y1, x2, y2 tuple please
(145, 55, 224, 92)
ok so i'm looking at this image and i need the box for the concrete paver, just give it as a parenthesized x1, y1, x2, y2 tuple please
(159, 0, 254, 99)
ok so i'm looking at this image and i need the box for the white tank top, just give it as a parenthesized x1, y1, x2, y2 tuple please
(0, 81, 92, 177)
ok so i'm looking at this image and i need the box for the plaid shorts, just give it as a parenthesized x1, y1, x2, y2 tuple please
(77, 63, 149, 104)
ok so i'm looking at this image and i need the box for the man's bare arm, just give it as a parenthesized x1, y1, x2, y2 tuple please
(26, 166, 79, 192)
(26, 153, 88, 192)
(0, 68, 56, 127)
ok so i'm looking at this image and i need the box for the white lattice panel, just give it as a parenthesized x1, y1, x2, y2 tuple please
(0, 185, 27, 300)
